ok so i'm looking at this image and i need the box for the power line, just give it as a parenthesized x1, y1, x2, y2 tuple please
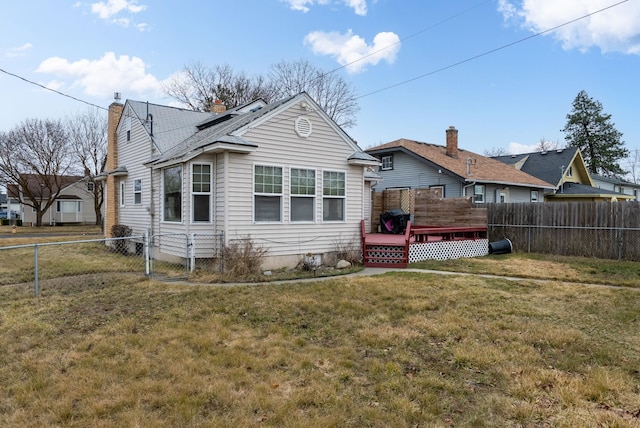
(357, 0, 630, 99)
(327, 0, 491, 75)
(0, 67, 107, 112)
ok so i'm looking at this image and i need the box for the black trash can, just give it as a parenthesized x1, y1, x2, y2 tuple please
(488, 238, 512, 255)
(380, 208, 410, 234)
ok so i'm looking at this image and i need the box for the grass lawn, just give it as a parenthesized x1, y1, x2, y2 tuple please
(1, 266, 639, 426)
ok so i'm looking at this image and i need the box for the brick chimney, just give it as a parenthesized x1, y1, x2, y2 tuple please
(105, 100, 124, 237)
(211, 99, 226, 114)
(446, 126, 458, 158)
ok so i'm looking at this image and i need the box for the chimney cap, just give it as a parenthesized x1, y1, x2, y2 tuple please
(448, 125, 457, 130)
(114, 92, 121, 101)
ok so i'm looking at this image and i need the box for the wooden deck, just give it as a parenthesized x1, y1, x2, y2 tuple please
(361, 221, 488, 267)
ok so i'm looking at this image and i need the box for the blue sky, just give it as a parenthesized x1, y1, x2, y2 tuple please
(1, 0, 639, 158)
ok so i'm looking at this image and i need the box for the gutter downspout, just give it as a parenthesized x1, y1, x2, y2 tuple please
(463, 181, 476, 199)
(223, 151, 229, 246)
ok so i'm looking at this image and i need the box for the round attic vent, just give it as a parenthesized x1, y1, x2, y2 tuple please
(295, 116, 312, 138)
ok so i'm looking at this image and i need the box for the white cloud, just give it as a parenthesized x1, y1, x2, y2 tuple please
(282, 0, 367, 16)
(91, 0, 146, 19)
(304, 30, 400, 73)
(4, 43, 33, 58)
(508, 142, 538, 154)
(90, 0, 148, 31)
(498, 0, 640, 54)
(35, 52, 162, 98)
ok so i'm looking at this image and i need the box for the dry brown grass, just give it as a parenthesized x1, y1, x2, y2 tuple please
(1, 270, 639, 427)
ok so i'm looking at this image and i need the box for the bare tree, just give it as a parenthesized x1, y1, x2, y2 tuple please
(269, 59, 359, 128)
(163, 62, 276, 112)
(0, 119, 73, 226)
(535, 137, 560, 152)
(164, 59, 360, 129)
(484, 147, 509, 157)
(67, 108, 107, 226)
(624, 149, 640, 184)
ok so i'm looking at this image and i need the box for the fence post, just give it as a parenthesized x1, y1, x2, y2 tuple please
(190, 233, 196, 273)
(34, 244, 39, 298)
(145, 229, 151, 276)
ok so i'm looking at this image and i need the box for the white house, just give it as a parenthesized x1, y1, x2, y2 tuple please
(102, 93, 379, 268)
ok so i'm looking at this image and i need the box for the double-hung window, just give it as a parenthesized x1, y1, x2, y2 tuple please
(381, 155, 393, 170)
(290, 168, 315, 222)
(192, 163, 212, 223)
(254, 165, 282, 222)
(163, 166, 182, 222)
(473, 184, 485, 203)
(133, 179, 142, 205)
(322, 170, 345, 221)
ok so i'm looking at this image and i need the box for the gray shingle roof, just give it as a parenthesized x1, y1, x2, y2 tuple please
(493, 148, 579, 187)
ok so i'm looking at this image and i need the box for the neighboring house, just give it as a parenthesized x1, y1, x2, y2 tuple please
(0, 192, 21, 219)
(365, 126, 554, 203)
(493, 148, 634, 202)
(101, 92, 379, 269)
(591, 174, 639, 201)
(9, 174, 97, 225)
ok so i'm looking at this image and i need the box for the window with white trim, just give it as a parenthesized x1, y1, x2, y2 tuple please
(322, 170, 345, 221)
(381, 155, 393, 170)
(530, 190, 539, 202)
(87, 181, 94, 192)
(290, 168, 315, 222)
(133, 179, 142, 205)
(473, 184, 485, 203)
(192, 163, 212, 223)
(163, 166, 182, 222)
(57, 200, 81, 213)
(119, 181, 125, 207)
(254, 165, 282, 222)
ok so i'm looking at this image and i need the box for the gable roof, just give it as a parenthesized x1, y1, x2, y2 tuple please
(15, 174, 85, 199)
(126, 100, 211, 154)
(134, 92, 378, 168)
(366, 138, 554, 189)
(591, 173, 640, 188)
(548, 182, 635, 200)
(492, 147, 584, 187)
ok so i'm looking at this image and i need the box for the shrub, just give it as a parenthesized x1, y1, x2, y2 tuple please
(111, 224, 132, 254)
(222, 237, 267, 278)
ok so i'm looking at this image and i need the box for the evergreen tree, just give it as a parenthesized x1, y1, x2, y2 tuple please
(562, 90, 628, 176)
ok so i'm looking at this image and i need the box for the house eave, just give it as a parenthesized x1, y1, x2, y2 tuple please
(465, 178, 555, 190)
(150, 141, 257, 169)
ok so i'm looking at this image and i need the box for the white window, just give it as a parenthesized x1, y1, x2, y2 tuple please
(163, 166, 182, 222)
(57, 201, 81, 213)
(192, 163, 212, 223)
(119, 181, 125, 207)
(322, 170, 345, 221)
(126, 116, 131, 142)
(530, 190, 539, 202)
(133, 179, 142, 205)
(254, 165, 282, 222)
(474, 184, 485, 203)
(381, 155, 393, 171)
(566, 166, 573, 177)
(290, 168, 315, 222)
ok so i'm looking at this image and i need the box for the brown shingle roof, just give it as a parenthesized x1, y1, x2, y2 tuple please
(367, 138, 555, 189)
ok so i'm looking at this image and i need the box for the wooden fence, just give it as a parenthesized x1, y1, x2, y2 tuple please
(371, 188, 487, 232)
(484, 201, 640, 260)
(373, 191, 640, 260)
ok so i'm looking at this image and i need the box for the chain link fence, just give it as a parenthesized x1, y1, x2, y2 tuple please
(489, 224, 640, 261)
(0, 232, 225, 296)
